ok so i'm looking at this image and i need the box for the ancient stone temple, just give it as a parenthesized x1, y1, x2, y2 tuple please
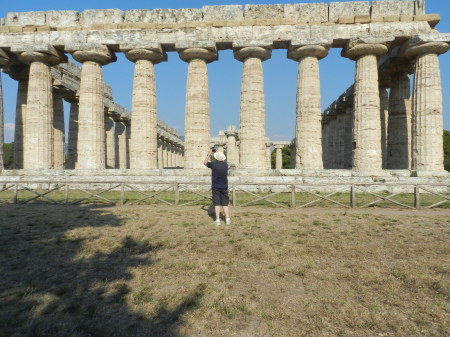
(0, 0, 449, 183)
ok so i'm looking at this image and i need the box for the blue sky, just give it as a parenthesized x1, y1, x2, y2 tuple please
(1, 0, 449, 143)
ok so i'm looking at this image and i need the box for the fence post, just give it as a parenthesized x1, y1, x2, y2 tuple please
(414, 186, 420, 209)
(174, 183, 179, 205)
(232, 185, 236, 207)
(291, 184, 296, 208)
(64, 183, 69, 204)
(13, 183, 18, 204)
(120, 183, 125, 206)
(350, 185, 356, 208)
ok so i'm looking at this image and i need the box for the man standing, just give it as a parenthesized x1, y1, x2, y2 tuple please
(204, 148, 231, 225)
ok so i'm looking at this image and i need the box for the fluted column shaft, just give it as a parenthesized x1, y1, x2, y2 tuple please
(23, 61, 54, 169)
(114, 121, 127, 169)
(289, 45, 328, 169)
(266, 143, 272, 169)
(179, 48, 217, 169)
(344, 42, 388, 170)
(13, 79, 28, 169)
(126, 49, 165, 169)
(157, 139, 163, 168)
(343, 107, 353, 169)
(225, 132, 239, 167)
(234, 47, 271, 169)
(405, 42, 449, 171)
(125, 124, 130, 169)
(72, 47, 116, 170)
(67, 102, 79, 169)
(52, 90, 65, 169)
(379, 86, 389, 169)
(104, 116, 115, 169)
(387, 72, 412, 169)
(275, 146, 283, 169)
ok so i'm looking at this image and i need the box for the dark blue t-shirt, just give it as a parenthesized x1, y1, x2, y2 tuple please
(206, 161, 228, 189)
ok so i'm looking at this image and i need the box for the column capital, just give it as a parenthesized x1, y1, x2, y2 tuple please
(18, 46, 67, 66)
(404, 41, 449, 59)
(71, 45, 117, 65)
(234, 46, 271, 62)
(342, 38, 392, 60)
(0, 48, 12, 68)
(178, 47, 218, 63)
(287, 44, 329, 61)
(125, 48, 167, 64)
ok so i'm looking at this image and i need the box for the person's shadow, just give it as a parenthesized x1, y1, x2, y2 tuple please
(0, 204, 204, 337)
(201, 205, 227, 221)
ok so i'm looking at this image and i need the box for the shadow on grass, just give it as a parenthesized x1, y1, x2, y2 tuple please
(0, 204, 203, 337)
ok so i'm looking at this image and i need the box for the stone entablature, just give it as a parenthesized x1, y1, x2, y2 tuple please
(0, 1, 431, 31)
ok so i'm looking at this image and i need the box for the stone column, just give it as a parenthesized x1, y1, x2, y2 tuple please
(321, 122, 329, 168)
(224, 126, 239, 168)
(157, 138, 163, 169)
(126, 48, 165, 169)
(275, 145, 283, 169)
(234, 46, 271, 169)
(288, 44, 328, 169)
(343, 40, 388, 171)
(19, 47, 66, 169)
(405, 41, 449, 171)
(13, 78, 28, 169)
(104, 115, 115, 169)
(379, 84, 389, 169)
(164, 140, 170, 168)
(266, 141, 272, 169)
(114, 121, 127, 169)
(387, 69, 412, 169)
(66, 101, 79, 169)
(0, 70, 3, 170)
(52, 90, 65, 169)
(71, 46, 116, 169)
(335, 113, 346, 169)
(125, 121, 131, 169)
(178, 47, 217, 169)
(343, 106, 353, 169)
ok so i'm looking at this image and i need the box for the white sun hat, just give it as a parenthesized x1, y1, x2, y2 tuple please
(213, 151, 226, 161)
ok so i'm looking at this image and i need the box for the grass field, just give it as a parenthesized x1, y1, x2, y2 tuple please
(0, 204, 449, 337)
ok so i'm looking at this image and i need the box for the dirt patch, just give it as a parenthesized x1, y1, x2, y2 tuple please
(1, 204, 449, 337)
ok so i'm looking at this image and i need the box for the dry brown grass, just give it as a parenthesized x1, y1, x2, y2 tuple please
(0, 204, 449, 337)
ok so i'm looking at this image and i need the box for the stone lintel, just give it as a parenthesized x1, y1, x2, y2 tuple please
(70, 44, 117, 65)
(232, 40, 273, 49)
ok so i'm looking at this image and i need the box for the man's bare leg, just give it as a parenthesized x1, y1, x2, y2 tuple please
(214, 206, 221, 221)
(223, 206, 230, 219)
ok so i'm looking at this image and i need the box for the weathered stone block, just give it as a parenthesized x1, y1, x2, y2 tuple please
(81, 9, 124, 27)
(371, 1, 415, 19)
(414, 14, 441, 28)
(124, 9, 164, 23)
(311, 24, 369, 44)
(6, 11, 46, 26)
(45, 11, 79, 27)
(400, 15, 414, 22)
(283, 3, 328, 23)
(202, 5, 243, 22)
(244, 4, 284, 20)
(329, 2, 370, 23)
(338, 17, 355, 24)
(0, 18, 5, 26)
(355, 15, 370, 24)
(23, 26, 37, 32)
(163, 8, 202, 23)
(369, 21, 432, 37)
(415, 0, 426, 15)
(384, 16, 400, 22)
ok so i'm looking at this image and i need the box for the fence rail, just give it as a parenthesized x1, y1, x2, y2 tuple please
(0, 181, 449, 209)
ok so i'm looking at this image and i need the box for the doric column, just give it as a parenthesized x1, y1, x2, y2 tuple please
(66, 100, 79, 169)
(114, 121, 127, 169)
(125, 47, 166, 169)
(71, 46, 116, 169)
(343, 106, 353, 169)
(104, 115, 115, 169)
(13, 78, 28, 169)
(224, 126, 239, 168)
(178, 46, 217, 169)
(343, 40, 389, 171)
(321, 121, 329, 168)
(288, 44, 328, 169)
(52, 90, 65, 169)
(266, 140, 272, 169)
(164, 140, 170, 168)
(404, 41, 449, 171)
(275, 145, 283, 169)
(161, 141, 168, 168)
(387, 67, 412, 169)
(19, 47, 66, 169)
(234, 46, 271, 169)
(125, 121, 131, 169)
(379, 83, 389, 169)
(157, 138, 163, 169)
(335, 113, 346, 169)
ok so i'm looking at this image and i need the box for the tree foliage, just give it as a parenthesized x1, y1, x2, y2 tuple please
(3, 142, 14, 169)
(271, 146, 292, 169)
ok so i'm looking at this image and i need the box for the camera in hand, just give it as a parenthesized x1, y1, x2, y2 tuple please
(211, 146, 218, 152)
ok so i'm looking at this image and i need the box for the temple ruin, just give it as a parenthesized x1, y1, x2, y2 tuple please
(0, 0, 449, 189)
